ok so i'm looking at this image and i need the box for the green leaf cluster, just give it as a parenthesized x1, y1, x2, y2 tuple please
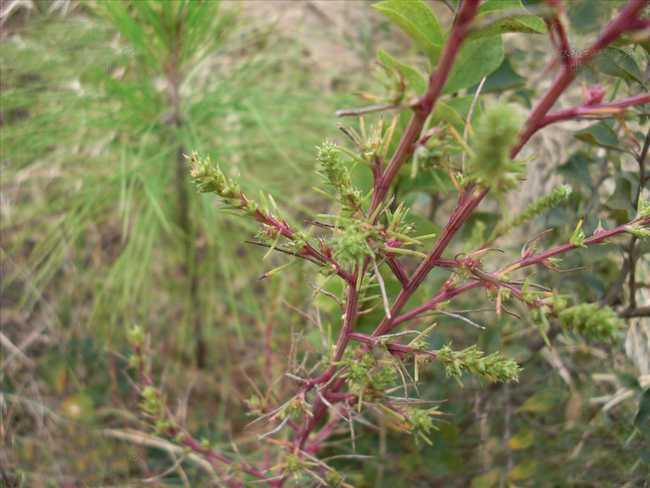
(372, 0, 550, 97)
(126, 325, 145, 347)
(373, 0, 443, 63)
(626, 224, 650, 239)
(331, 225, 372, 267)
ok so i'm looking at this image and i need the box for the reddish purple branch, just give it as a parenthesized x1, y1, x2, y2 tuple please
(391, 281, 483, 329)
(385, 254, 409, 287)
(538, 93, 650, 130)
(371, 187, 487, 337)
(512, 0, 648, 156)
(252, 206, 354, 284)
(388, 217, 648, 327)
(348, 332, 438, 358)
(332, 282, 360, 362)
(509, 218, 649, 272)
(132, 345, 269, 485)
(546, 0, 573, 67)
(370, 0, 482, 213)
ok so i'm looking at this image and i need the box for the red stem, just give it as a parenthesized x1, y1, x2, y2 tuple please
(333, 281, 360, 362)
(545, 0, 573, 67)
(538, 93, 650, 130)
(391, 281, 483, 329)
(512, 0, 647, 156)
(370, 0, 482, 213)
(371, 187, 487, 337)
(394, 217, 648, 326)
(253, 207, 354, 284)
(385, 254, 409, 287)
(510, 218, 648, 271)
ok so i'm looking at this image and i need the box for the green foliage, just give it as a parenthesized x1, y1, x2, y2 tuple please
(406, 407, 441, 445)
(374, 0, 506, 94)
(126, 324, 145, 347)
(373, 0, 443, 63)
(557, 303, 624, 341)
(595, 47, 646, 88)
(635, 389, 650, 438)
(333, 225, 373, 266)
(443, 36, 504, 94)
(317, 141, 362, 209)
(189, 152, 239, 198)
(436, 344, 521, 383)
(377, 49, 427, 95)
(140, 386, 164, 418)
(575, 122, 620, 150)
(474, 0, 546, 38)
(493, 184, 572, 238)
(342, 350, 398, 396)
(467, 103, 524, 192)
(626, 224, 650, 239)
(569, 219, 587, 247)
(1, 0, 336, 348)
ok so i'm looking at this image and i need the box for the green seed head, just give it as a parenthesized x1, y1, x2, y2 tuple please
(468, 103, 524, 193)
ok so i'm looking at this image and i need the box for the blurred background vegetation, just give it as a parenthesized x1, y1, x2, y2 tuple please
(1, 0, 648, 486)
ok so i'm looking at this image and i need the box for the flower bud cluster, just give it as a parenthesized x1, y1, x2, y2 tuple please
(626, 224, 650, 239)
(317, 141, 361, 210)
(188, 151, 258, 214)
(436, 344, 521, 383)
(406, 407, 441, 445)
(556, 302, 623, 341)
(493, 184, 572, 239)
(467, 103, 524, 193)
(140, 386, 164, 418)
(332, 225, 373, 266)
(341, 349, 397, 398)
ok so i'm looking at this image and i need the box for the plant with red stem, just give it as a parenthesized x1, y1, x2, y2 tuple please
(128, 0, 649, 485)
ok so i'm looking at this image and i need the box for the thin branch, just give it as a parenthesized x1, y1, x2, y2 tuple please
(628, 127, 650, 309)
(103, 428, 221, 484)
(538, 93, 650, 129)
(621, 306, 650, 318)
(372, 257, 392, 318)
(384, 254, 409, 287)
(545, 0, 574, 67)
(509, 219, 647, 272)
(336, 103, 400, 118)
(372, 188, 487, 337)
